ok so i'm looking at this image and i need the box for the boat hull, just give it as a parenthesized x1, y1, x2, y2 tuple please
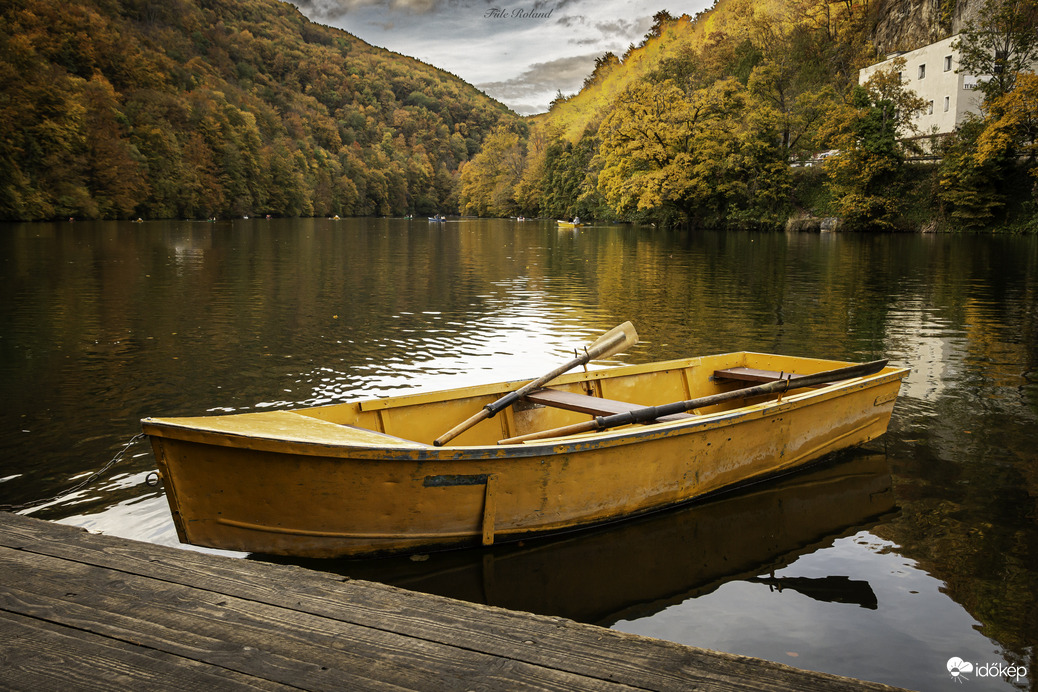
(143, 353, 907, 558)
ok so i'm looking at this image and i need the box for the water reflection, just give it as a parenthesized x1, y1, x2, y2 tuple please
(746, 574, 878, 610)
(262, 451, 894, 626)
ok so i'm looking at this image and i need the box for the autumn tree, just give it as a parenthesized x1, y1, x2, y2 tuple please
(938, 73, 1038, 227)
(937, 117, 1009, 226)
(457, 126, 525, 216)
(823, 59, 927, 230)
(0, 0, 519, 220)
(785, 0, 874, 91)
(746, 9, 842, 158)
(513, 125, 551, 216)
(982, 72, 1038, 167)
(597, 77, 789, 227)
(955, 0, 1038, 101)
(939, 0, 1038, 230)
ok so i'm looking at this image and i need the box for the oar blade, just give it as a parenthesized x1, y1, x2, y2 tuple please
(586, 321, 638, 361)
(433, 322, 639, 447)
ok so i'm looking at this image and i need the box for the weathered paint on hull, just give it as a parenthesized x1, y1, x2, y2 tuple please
(144, 353, 907, 558)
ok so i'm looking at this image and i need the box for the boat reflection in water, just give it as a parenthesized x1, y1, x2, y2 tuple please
(257, 450, 894, 627)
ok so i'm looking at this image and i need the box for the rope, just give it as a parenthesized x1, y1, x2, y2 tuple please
(0, 433, 149, 513)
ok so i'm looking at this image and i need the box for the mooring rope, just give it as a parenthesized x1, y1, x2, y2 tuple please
(0, 432, 149, 513)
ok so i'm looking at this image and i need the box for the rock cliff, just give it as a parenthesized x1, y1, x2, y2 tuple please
(870, 0, 983, 54)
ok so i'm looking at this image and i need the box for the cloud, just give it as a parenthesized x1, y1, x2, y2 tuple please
(388, 0, 441, 12)
(295, 0, 458, 19)
(477, 52, 600, 98)
(292, 0, 375, 18)
(569, 35, 603, 46)
(594, 18, 641, 38)
(285, 0, 712, 113)
(557, 15, 587, 28)
(545, 0, 583, 11)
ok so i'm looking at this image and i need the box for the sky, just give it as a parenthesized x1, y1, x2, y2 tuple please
(284, 0, 704, 115)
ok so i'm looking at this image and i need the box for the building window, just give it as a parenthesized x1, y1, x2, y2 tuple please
(994, 50, 1008, 74)
(944, 96, 950, 112)
(919, 64, 926, 79)
(944, 55, 952, 71)
(928, 101, 934, 115)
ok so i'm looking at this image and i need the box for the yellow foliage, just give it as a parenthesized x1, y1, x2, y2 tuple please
(537, 14, 698, 143)
(0, 0, 519, 220)
(596, 78, 788, 223)
(979, 72, 1038, 173)
(458, 127, 524, 216)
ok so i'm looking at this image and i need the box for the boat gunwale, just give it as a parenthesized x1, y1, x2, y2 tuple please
(141, 358, 909, 461)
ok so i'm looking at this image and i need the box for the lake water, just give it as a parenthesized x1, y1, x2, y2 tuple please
(2, 218, 1036, 690)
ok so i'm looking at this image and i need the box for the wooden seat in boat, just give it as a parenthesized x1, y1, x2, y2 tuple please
(523, 388, 693, 422)
(713, 367, 794, 383)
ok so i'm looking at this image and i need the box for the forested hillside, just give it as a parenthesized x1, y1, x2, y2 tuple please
(459, 0, 1038, 231)
(0, 0, 520, 220)
(460, 1, 879, 228)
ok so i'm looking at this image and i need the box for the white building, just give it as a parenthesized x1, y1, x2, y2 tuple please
(858, 34, 985, 138)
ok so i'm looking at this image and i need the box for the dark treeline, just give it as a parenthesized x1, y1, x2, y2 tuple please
(0, 0, 521, 220)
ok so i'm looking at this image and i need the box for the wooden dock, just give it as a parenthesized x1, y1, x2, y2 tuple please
(0, 512, 904, 691)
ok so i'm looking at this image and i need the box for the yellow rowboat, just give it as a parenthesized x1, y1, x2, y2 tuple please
(142, 350, 908, 558)
(557, 219, 582, 228)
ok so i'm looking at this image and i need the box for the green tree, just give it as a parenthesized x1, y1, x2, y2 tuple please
(745, 12, 841, 159)
(824, 60, 926, 230)
(955, 0, 1038, 102)
(937, 116, 1010, 227)
(939, 71, 1038, 228)
(82, 74, 147, 217)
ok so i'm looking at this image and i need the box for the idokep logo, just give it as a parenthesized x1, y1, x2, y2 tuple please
(947, 658, 974, 682)
(946, 657, 1028, 683)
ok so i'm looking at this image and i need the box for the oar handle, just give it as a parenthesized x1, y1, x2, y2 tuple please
(498, 359, 889, 445)
(435, 408, 493, 448)
(433, 322, 638, 447)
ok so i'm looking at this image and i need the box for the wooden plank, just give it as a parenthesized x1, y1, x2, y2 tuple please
(0, 570, 614, 692)
(0, 554, 421, 691)
(0, 611, 282, 691)
(524, 389, 693, 422)
(0, 543, 630, 691)
(524, 388, 641, 416)
(713, 367, 794, 384)
(0, 514, 904, 691)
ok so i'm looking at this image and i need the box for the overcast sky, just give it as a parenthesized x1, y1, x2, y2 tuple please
(285, 0, 705, 115)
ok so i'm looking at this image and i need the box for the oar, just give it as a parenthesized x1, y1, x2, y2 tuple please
(498, 359, 889, 445)
(433, 322, 639, 447)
